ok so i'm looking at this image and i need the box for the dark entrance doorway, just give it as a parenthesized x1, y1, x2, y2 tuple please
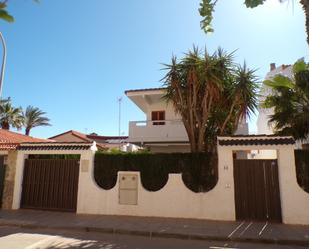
(233, 159, 282, 222)
(21, 159, 80, 212)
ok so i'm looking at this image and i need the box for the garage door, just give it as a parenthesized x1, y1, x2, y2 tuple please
(21, 159, 80, 212)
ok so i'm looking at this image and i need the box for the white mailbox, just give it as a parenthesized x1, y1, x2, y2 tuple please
(119, 173, 138, 205)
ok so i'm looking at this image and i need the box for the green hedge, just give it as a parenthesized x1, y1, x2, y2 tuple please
(94, 153, 218, 193)
(295, 150, 309, 193)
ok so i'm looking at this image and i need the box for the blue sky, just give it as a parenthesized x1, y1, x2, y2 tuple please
(1, 0, 308, 138)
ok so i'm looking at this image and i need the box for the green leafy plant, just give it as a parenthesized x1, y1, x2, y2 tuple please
(0, 2, 13, 22)
(0, 0, 39, 23)
(23, 106, 50, 136)
(263, 59, 309, 140)
(295, 149, 309, 193)
(0, 98, 23, 130)
(162, 47, 258, 153)
(199, 0, 309, 46)
(94, 153, 217, 193)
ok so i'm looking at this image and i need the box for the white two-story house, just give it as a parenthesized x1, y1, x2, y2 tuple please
(125, 87, 249, 153)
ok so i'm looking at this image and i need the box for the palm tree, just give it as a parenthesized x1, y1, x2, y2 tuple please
(23, 106, 50, 136)
(0, 100, 23, 130)
(162, 47, 259, 153)
(263, 59, 309, 140)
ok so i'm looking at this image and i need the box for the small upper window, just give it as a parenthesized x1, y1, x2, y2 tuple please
(151, 111, 165, 125)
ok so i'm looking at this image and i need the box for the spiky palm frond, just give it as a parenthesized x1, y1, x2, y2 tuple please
(0, 100, 23, 130)
(162, 46, 259, 152)
(263, 59, 309, 140)
(23, 106, 50, 135)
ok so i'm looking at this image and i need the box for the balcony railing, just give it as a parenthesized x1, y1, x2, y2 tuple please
(128, 120, 188, 143)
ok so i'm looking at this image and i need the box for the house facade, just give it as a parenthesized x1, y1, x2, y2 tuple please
(125, 87, 249, 153)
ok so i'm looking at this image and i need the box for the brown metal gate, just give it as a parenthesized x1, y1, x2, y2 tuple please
(233, 159, 282, 222)
(21, 159, 80, 212)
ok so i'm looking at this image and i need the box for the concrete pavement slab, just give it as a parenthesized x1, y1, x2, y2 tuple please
(0, 210, 309, 247)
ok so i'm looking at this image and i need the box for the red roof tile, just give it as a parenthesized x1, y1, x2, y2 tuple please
(49, 130, 92, 142)
(49, 130, 128, 150)
(0, 129, 50, 150)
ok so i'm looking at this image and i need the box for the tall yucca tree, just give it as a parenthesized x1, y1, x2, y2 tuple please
(23, 106, 50, 136)
(263, 59, 309, 140)
(162, 47, 259, 153)
(0, 99, 23, 130)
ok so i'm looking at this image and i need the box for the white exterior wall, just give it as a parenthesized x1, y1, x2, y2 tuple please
(77, 141, 309, 225)
(277, 147, 309, 225)
(10, 139, 309, 225)
(77, 146, 235, 221)
(145, 101, 180, 121)
(218, 141, 309, 225)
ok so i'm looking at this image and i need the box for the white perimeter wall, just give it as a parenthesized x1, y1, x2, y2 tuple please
(11, 142, 309, 225)
(77, 149, 235, 221)
(218, 143, 309, 225)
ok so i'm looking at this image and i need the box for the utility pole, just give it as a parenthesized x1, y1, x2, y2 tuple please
(0, 31, 6, 98)
(118, 97, 122, 150)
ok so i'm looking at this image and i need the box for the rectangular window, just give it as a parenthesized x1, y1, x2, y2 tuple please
(151, 111, 165, 125)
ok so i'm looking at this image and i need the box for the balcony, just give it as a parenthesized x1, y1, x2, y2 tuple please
(128, 120, 188, 143)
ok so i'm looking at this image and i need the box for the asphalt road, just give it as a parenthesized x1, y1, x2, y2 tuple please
(0, 226, 306, 249)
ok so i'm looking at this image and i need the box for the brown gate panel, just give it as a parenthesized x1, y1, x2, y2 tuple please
(233, 159, 282, 222)
(21, 159, 80, 212)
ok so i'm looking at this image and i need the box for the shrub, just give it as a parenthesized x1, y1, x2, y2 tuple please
(94, 153, 217, 192)
(295, 150, 309, 193)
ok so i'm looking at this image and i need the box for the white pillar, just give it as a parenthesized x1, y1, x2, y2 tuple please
(277, 146, 309, 224)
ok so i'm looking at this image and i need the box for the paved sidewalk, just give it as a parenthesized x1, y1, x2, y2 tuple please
(0, 210, 309, 247)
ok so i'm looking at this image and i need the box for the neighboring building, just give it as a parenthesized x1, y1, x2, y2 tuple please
(257, 63, 293, 136)
(0, 129, 51, 151)
(256, 62, 309, 154)
(49, 130, 135, 152)
(125, 87, 249, 153)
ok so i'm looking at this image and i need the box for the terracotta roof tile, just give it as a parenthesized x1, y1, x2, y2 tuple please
(218, 136, 295, 146)
(0, 129, 51, 150)
(49, 130, 127, 150)
(49, 130, 92, 142)
(17, 142, 93, 151)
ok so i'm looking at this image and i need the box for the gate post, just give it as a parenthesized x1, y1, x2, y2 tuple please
(11, 151, 27, 210)
(76, 146, 96, 214)
(217, 143, 236, 220)
(277, 146, 309, 224)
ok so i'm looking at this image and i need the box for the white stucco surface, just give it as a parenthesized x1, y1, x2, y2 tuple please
(10, 138, 309, 225)
(77, 148, 235, 221)
(217, 137, 309, 225)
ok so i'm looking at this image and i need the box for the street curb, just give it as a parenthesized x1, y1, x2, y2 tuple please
(1, 222, 309, 247)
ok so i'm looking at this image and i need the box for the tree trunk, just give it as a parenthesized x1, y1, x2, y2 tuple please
(25, 128, 30, 136)
(300, 0, 309, 46)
